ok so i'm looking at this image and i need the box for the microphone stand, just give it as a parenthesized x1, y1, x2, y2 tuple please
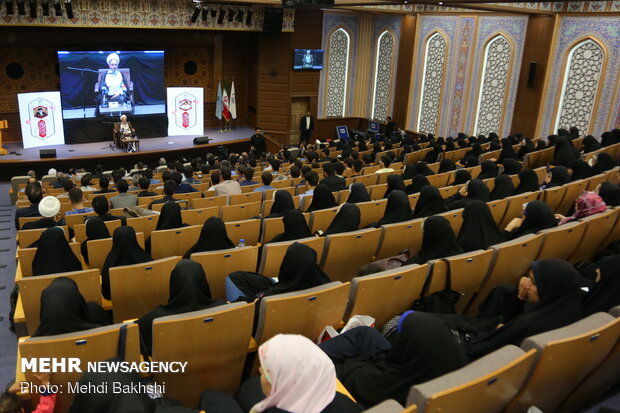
(66, 67, 99, 119)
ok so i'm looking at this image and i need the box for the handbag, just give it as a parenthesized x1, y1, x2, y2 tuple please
(412, 259, 461, 314)
(369, 249, 410, 271)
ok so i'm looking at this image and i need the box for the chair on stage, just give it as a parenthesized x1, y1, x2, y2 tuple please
(95, 68, 134, 116)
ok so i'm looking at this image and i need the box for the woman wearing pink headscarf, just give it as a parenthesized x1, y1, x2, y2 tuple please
(236, 334, 362, 413)
(556, 191, 607, 225)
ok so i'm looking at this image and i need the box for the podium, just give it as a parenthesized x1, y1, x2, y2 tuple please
(0, 120, 7, 155)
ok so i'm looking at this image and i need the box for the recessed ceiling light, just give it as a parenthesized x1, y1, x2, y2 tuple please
(438, 1, 443, 4)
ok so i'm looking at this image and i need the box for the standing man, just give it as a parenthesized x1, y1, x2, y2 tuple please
(385, 116, 396, 139)
(299, 111, 314, 144)
(250, 127, 267, 156)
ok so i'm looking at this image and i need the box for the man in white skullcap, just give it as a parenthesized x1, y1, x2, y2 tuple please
(21, 195, 68, 233)
(101, 52, 127, 107)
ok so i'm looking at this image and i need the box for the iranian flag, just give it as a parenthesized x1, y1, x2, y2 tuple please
(222, 88, 231, 121)
(230, 81, 237, 120)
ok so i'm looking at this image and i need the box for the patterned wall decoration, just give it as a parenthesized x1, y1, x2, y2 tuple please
(319, 12, 359, 118)
(473, 35, 512, 136)
(370, 15, 401, 120)
(417, 32, 448, 134)
(325, 29, 351, 117)
(539, 17, 620, 137)
(362, 1, 620, 13)
(408, 15, 458, 135)
(408, 15, 526, 136)
(465, 16, 527, 136)
(555, 40, 604, 134)
(371, 31, 395, 121)
(0, 0, 295, 32)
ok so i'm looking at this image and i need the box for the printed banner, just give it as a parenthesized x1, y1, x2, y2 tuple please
(167, 87, 204, 136)
(18, 92, 65, 149)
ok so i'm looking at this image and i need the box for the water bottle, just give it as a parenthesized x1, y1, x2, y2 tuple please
(238, 239, 245, 248)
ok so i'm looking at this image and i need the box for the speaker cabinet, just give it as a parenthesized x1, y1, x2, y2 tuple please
(263, 8, 283, 33)
(39, 149, 57, 159)
(193, 136, 210, 145)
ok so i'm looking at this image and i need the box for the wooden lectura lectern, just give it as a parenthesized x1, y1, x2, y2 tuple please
(0, 120, 8, 155)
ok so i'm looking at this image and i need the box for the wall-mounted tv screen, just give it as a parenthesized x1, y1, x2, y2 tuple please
(293, 49, 323, 70)
(58, 50, 165, 119)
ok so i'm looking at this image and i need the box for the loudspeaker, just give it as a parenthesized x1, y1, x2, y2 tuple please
(39, 149, 56, 159)
(263, 8, 283, 33)
(527, 61, 537, 88)
(193, 136, 210, 145)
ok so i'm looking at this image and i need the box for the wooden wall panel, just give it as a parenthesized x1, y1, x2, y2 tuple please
(315, 117, 364, 140)
(393, 15, 416, 128)
(292, 9, 323, 112)
(510, 15, 557, 138)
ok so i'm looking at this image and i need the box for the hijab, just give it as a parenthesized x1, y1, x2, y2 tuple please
(598, 182, 620, 207)
(263, 243, 331, 297)
(137, 260, 226, 356)
(478, 161, 499, 180)
(425, 145, 443, 163)
(32, 227, 82, 276)
(415, 162, 435, 176)
(156, 202, 184, 230)
(501, 159, 522, 175)
(498, 138, 517, 162)
(509, 200, 557, 239)
(489, 175, 515, 201)
(33, 277, 101, 337)
(81, 217, 111, 264)
(347, 183, 370, 204)
(535, 140, 548, 151)
(266, 190, 295, 219)
(324, 203, 360, 236)
(183, 217, 235, 259)
(457, 200, 505, 252)
(545, 166, 570, 188)
(252, 334, 337, 413)
(406, 175, 431, 195)
(466, 259, 583, 360)
(601, 132, 616, 147)
(559, 191, 607, 224)
(464, 179, 490, 202)
(401, 164, 417, 180)
(376, 190, 414, 227)
(582, 135, 601, 153)
(592, 153, 615, 175)
(385, 175, 406, 197)
(582, 255, 620, 316)
(514, 169, 540, 194)
(101, 226, 153, 300)
(269, 210, 312, 243)
(307, 184, 337, 212)
(410, 216, 463, 264)
(438, 159, 457, 173)
(412, 186, 448, 218)
(568, 159, 593, 181)
(453, 170, 472, 185)
(335, 311, 468, 407)
(552, 137, 580, 167)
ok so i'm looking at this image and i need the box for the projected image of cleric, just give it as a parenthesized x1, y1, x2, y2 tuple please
(99, 53, 128, 107)
(302, 49, 314, 69)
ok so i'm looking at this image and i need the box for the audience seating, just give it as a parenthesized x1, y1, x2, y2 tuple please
(254, 281, 350, 345)
(229, 191, 263, 206)
(73, 219, 121, 243)
(17, 242, 82, 277)
(152, 303, 255, 406)
(407, 346, 536, 413)
(426, 249, 494, 314)
(124, 215, 159, 239)
(556, 179, 588, 215)
(192, 195, 227, 209)
(64, 212, 96, 228)
(568, 208, 619, 263)
(17, 269, 101, 335)
(191, 246, 259, 300)
(505, 313, 620, 413)
(181, 206, 220, 226)
(18, 323, 141, 413)
(310, 207, 340, 233)
(109, 256, 182, 322)
(542, 186, 567, 212)
(357, 199, 388, 228)
(321, 228, 382, 282)
(374, 219, 423, 260)
(344, 264, 428, 328)
(258, 236, 326, 278)
(151, 225, 201, 260)
(17, 226, 70, 248)
(86, 232, 145, 271)
(220, 201, 261, 222)
(499, 191, 541, 228)
(486, 198, 508, 226)
(435, 209, 464, 235)
(535, 220, 586, 261)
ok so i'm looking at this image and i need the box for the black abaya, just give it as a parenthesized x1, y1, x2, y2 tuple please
(268, 210, 312, 243)
(408, 216, 463, 264)
(514, 169, 540, 194)
(156, 202, 184, 230)
(347, 183, 370, 204)
(307, 184, 338, 212)
(384, 174, 406, 198)
(183, 217, 235, 258)
(552, 137, 580, 167)
(81, 217, 111, 264)
(489, 175, 515, 201)
(32, 227, 82, 276)
(324, 203, 360, 236)
(478, 161, 499, 180)
(457, 200, 505, 252)
(412, 185, 447, 218)
(598, 182, 620, 207)
(375, 190, 414, 227)
(265, 190, 295, 219)
(406, 175, 431, 194)
(582, 255, 620, 316)
(506, 200, 557, 240)
(544, 166, 571, 188)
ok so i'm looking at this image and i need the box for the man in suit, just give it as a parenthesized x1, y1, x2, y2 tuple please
(15, 183, 43, 229)
(299, 111, 314, 144)
(149, 180, 179, 209)
(250, 127, 267, 156)
(92, 195, 126, 225)
(137, 177, 158, 197)
(109, 179, 138, 209)
(320, 162, 346, 192)
(385, 116, 396, 139)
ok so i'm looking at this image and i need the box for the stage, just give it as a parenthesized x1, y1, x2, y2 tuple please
(0, 126, 258, 181)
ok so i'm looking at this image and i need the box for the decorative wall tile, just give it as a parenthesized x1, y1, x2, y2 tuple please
(325, 29, 351, 117)
(371, 31, 395, 121)
(418, 32, 448, 134)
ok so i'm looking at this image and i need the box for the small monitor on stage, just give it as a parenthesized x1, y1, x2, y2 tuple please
(368, 121, 379, 132)
(57, 50, 166, 120)
(336, 125, 349, 142)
